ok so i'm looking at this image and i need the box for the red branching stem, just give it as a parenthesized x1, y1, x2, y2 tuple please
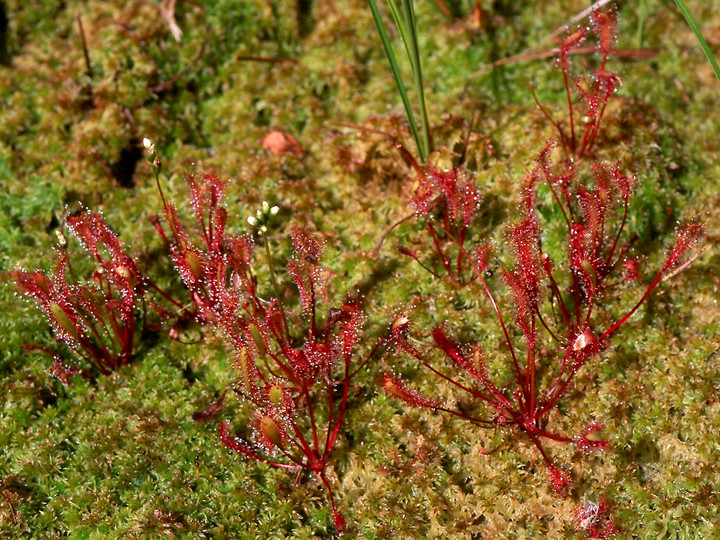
(535, 306, 562, 343)
(318, 471, 341, 529)
(433, 405, 499, 426)
(325, 351, 351, 457)
(538, 364, 580, 418)
(605, 197, 628, 269)
(525, 428, 556, 469)
(456, 226, 466, 277)
(427, 222, 453, 275)
(527, 318, 537, 421)
(348, 335, 386, 380)
(405, 251, 445, 280)
(599, 268, 665, 341)
(530, 87, 569, 159)
(403, 342, 499, 405)
(473, 266, 523, 382)
(527, 424, 574, 444)
(563, 71, 577, 155)
(303, 387, 321, 453)
(264, 239, 291, 344)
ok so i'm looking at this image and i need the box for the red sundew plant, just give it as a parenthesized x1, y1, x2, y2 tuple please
(383, 10, 704, 491)
(153, 170, 380, 532)
(398, 165, 484, 285)
(150, 171, 235, 326)
(532, 9, 622, 163)
(385, 152, 702, 490)
(10, 210, 151, 377)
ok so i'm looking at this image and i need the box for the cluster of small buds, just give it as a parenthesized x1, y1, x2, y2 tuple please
(143, 137, 162, 176)
(247, 201, 279, 235)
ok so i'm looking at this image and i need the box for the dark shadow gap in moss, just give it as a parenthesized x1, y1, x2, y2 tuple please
(0, 1, 9, 66)
(111, 140, 143, 189)
(297, 0, 315, 39)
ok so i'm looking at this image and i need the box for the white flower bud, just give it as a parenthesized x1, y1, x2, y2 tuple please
(55, 229, 67, 247)
(270, 206, 279, 216)
(247, 216, 258, 226)
(262, 200, 270, 213)
(143, 137, 153, 149)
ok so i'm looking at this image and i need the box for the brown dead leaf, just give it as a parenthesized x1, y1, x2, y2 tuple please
(261, 129, 304, 157)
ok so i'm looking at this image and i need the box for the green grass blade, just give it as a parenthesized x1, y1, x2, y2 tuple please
(402, 0, 432, 158)
(387, 0, 414, 72)
(368, 0, 427, 161)
(673, 0, 720, 87)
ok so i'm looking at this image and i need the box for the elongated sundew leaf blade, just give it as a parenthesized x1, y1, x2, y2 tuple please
(368, 0, 426, 161)
(673, 0, 720, 87)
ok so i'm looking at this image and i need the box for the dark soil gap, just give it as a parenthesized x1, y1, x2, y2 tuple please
(111, 140, 143, 188)
(0, 1, 9, 66)
(297, 0, 314, 38)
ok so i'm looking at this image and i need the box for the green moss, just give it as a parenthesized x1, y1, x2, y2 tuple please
(1, 0, 720, 537)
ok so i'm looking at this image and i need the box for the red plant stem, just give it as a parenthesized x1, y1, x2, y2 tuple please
(543, 263, 571, 328)
(309, 281, 317, 337)
(662, 243, 710, 281)
(530, 87, 569, 159)
(475, 271, 524, 387)
(259, 353, 287, 382)
(537, 361, 581, 418)
(348, 336, 386, 379)
(562, 68, 577, 155)
(404, 344, 500, 405)
(263, 239, 291, 344)
(456, 226, 466, 277)
(318, 471, 340, 521)
(527, 318, 537, 422)
(525, 429, 556, 470)
(580, 56, 609, 157)
(78, 309, 115, 364)
(1, 487, 17, 525)
(434, 405, 499, 426)
(408, 252, 445, 280)
(287, 417, 316, 461)
(527, 424, 573, 443)
(146, 279, 185, 309)
(543, 174, 571, 230)
(445, 229, 526, 388)
(599, 263, 670, 341)
(571, 271, 582, 323)
(303, 387, 321, 452)
(324, 351, 351, 457)
(323, 379, 336, 457)
(427, 222, 452, 275)
(605, 198, 628, 269)
(535, 306, 561, 343)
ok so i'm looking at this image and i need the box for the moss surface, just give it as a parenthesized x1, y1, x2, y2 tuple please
(1, 0, 719, 537)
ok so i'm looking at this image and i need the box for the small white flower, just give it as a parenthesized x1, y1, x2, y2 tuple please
(55, 229, 67, 247)
(262, 200, 270, 212)
(247, 216, 258, 226)
(143, 138, 153, 149)
(270, 206, 279, 216)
